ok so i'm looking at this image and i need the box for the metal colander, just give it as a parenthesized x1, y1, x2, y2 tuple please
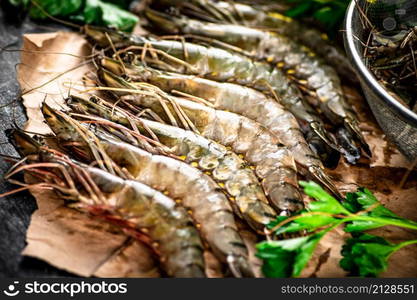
(344, 0, 417, 161)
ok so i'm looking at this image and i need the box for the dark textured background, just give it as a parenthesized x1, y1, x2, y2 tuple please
(0, 2, 74, 278)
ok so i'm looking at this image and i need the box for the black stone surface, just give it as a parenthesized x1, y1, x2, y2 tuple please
(0, 2, 75, 278)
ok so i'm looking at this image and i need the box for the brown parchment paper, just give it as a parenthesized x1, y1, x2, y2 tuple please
(17, 32, 417, 278)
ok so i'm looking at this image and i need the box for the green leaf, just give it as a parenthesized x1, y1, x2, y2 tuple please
(83, 0, 138, 32)
(269, 214, 336, 235)
(257, 232, 324, 277)
(282, 0, 350, 37)
(11, 0, 138, 32)
(340, 233, 395, 277)
(29, 0, 83, 19)
(343, 188, 417, 232)
(293, 233, 324, 276)
(344, 220, 387, 232)
(342, 191, 363, 213)
(256, 240, 297, 277)
(294, 214, 336, 228)
(313, 6, 341, 29)
(285, 1, 313, 18)
(259, 182, 417, 278)
(300, 181, 348, 215)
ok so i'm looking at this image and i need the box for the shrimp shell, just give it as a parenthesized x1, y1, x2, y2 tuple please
(149, 0, 357, 82)
(41, 104, 254, 277)
(100, 58, 339, 196)
(8, 130, 206, 278)
(67, 95, 277, 232)
(145, 9, 370, 159)
(100, 71, 304, 213)
(83, 26, 336, 151)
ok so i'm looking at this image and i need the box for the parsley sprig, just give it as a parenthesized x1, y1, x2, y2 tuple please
(256, 181, 417, 277)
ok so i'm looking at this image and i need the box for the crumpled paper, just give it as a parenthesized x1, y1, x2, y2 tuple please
(17, 32, 417, 278)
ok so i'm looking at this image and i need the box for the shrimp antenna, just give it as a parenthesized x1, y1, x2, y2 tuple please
(21, 59, 93, 96)
(9, 95, 26, 130)
(0, 40, 19, 53)
(0, 99, 18, 109)
(1, 48, 97, 59)
(67, 81, 73, 99)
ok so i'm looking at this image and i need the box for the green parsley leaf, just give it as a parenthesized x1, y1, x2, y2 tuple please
(257, 232, 324, 277)
(300, 181, 349, 215)
(259, 182, 417, 278)
(8, 0, 139, 32)
(83, 0, 138, 32)
(340, 233, 395, 277)
(344, 188, 417, 232)
(29, 0, 83, 19)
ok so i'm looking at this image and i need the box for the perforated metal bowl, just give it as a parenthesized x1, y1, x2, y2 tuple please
(344, 0, 417, 160)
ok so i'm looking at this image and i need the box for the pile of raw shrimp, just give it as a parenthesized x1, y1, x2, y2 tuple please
(7, 0, 372, 277)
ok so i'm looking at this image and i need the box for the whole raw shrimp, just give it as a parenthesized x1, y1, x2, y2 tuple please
(145, 9, 371, 161)
(99, 69, 305, 212)
(7, 129, 206, 278)
(100, 57, 340, 195)
(67, 95, 278, 232)
(83, 25, 337, 155)
(148, 0, 356, 83)
(41, 103, 254, 277)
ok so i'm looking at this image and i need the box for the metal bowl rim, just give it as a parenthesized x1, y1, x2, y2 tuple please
(344, 0, 417, 127)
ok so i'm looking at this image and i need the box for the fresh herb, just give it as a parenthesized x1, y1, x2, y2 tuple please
(8, 0, 139, 32)
(256, 181, 417, 277)
(283, 0, 350, 36)
(340, 232, 417, 277)
(80, 0, 138, 31)
(257, 230, 329, 277)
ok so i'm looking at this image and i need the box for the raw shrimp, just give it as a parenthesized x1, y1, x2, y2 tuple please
(145, 9, 371, 159)
(149, 0, 356, 82)
(83, 25, 337, 152)
(7, 129, 205, 278)
(67, 95, 278, 232)
(100, 57, 340, 195)
(40, 104, 254, 277)
(99, 69, 305, 212)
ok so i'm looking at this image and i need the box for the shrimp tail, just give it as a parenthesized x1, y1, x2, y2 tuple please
(344, 117, 372, 158)
(308, 165, 342, 200)
(335, 127, 361, 164)
(227, 254, 254, 278)
(309, 121, 339, 152)
(145, 7, 181, 34)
